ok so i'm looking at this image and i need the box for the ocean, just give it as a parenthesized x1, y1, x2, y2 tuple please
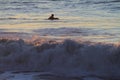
(0, 0, 120, 80)
(0, 0, 120, 43)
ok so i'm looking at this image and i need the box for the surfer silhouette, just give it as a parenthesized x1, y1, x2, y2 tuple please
(48, 14, 59, 20)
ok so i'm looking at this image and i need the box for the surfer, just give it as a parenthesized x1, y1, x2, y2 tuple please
(48, 14, 59, 20)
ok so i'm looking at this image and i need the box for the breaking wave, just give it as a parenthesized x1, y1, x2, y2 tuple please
(0, 39, 120, 79)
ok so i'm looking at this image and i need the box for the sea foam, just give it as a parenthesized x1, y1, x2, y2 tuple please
(0, 39, 120, 79)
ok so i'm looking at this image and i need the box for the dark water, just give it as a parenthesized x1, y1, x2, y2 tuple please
(0, 39, 120, 80)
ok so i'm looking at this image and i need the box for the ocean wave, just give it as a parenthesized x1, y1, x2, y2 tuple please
(80, 0, 120, 4)
(0, 18, 17, 20)
(0, 39, 120, 79)
(33, 27, 115, 37)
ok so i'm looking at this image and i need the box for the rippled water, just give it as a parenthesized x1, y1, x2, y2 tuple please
(0, 0, 120, 43)
(0, 1, 120, 79)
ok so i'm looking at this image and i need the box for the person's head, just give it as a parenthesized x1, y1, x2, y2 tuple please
(51, 14, 54, 17)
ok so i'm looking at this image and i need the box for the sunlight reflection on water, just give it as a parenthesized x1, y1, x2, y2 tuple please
(0, 0, 120, 43)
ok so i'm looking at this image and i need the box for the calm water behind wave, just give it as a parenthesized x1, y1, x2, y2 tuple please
(0, 0, 120, 43)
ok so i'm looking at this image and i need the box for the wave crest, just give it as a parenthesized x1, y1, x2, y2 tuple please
(0, 39, 120, 78)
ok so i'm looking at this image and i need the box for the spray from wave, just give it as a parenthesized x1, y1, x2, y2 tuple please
(0, 39, 120, 79)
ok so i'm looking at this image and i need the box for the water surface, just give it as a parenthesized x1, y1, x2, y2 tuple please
(0, 0, 120, 43)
